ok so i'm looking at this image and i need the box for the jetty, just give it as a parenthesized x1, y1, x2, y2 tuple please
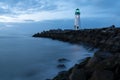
(33, 25, 120, 80)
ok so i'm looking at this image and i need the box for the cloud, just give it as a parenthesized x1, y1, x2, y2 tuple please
(0, 0, 75, 22)
(0, 0, 119, 23)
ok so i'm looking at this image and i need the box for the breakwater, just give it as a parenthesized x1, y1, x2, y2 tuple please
(33, 25, 120, 80)
(33, 25, 120, 52)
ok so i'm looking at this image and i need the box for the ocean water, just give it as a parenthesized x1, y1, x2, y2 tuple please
(0, 34, 94, 80)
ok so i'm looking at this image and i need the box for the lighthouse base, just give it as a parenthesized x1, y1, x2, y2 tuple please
(74, 25, 79, 30)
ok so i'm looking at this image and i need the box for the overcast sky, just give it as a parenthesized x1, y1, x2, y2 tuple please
(0, 0, 119, 23)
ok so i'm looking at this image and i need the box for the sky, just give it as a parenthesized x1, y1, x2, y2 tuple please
(0, 0, 119, 22)
(0, 0, 119, 34)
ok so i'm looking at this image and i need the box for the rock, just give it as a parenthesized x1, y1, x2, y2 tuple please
(85, 56, 101, 68)
(86, 50, 113, 68)
(77, 57, 91, 69)
(110, 25, 115, 28)
(33, 25, 120, 53)
(114, 64, 120, 80)
(53, 71, 69, 80)
(58, 58, 70, 63)
(57, 64, 66, 68)
(94, 50, 113, 59)
(90, 70, 114, 80)
(69, 69, 86, 80)
(32, 26, 120, 80)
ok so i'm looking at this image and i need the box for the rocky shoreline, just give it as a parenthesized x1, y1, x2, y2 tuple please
(33, 25, 120, 80)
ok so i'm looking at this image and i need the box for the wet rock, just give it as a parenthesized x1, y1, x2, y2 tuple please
(94, 50, 113, 59)
(110, 25, 115, 28)
(53, 71, 69, 80)
(94, 56, 116, 70)
(85, 56, 101, 68)
(86, 50, 113, 68)
(57, 64, 66, 68)
(77, 57, 91, 69)
(114, 64, 120, 80)
(33, 25, 120, 53)
(90, 70, 114, 80)
(69, 69, 86, 80)
(58, 58, 70, 63)
(33, 26, 120, 80)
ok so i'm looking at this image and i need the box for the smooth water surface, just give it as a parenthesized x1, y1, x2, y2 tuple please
(0, 35, 94, 80)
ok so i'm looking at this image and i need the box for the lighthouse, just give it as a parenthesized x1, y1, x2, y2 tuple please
(74, 8, 80, 30)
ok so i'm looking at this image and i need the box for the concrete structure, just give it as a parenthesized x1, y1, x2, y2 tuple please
(74, 8, 80, 30)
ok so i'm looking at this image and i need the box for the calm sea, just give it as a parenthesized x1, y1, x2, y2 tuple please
(0, 34, 94, 80)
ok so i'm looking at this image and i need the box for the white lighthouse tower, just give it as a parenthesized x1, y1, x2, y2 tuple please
(74, 8, 80, 30)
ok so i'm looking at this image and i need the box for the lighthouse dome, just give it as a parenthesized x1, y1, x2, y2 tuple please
(75, 8, 80, 15)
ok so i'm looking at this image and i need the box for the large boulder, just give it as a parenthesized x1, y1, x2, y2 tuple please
(86, 50, 113, 68)
(94, 50, 113, 59)
(53, 71, 69, 80)
(85, 56, 101, 68)
(58, 58, 70, 63)
(57, 64, 66, 68)
(90, 70, 114, 80)
(69, 69, 86, 80)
